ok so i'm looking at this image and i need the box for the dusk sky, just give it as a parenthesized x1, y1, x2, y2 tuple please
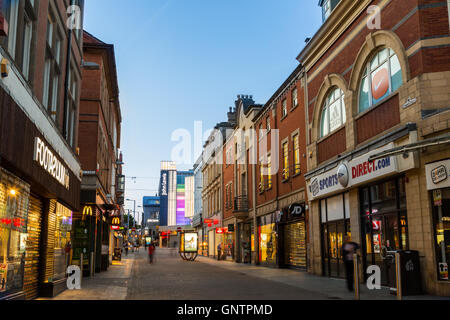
(83, 0, 323, 221)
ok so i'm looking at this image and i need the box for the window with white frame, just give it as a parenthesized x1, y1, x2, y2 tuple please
(359, 48, 403, 113)
(323, 0, 332, 21)
(293, 134, 300, 175)
(259, 124, 264, 141)
(282, 99, 287, 118)
(292, 88, 298, 108)
(3, 0, 37, 81)
(66, 63, 79, 148)
(43, 7, 63, 122)
(320, 87, 346, 138)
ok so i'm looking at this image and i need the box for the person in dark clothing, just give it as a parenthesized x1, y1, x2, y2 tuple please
(342, 236, 360, 292)
(217, 243, 222, 261)
(148, 242, 155, 264)
(124, 243, 129, 256)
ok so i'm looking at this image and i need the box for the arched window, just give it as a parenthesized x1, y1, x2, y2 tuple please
(320, 87, 346, 138)
(359, 48, 403, 113)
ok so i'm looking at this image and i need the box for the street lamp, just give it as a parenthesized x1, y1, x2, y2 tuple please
(126, 199, 136, 228)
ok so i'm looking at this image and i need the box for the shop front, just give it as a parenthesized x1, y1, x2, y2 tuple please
(278, 203, 307, 270)
(224, 224, 235, 261)
(426, 160, 450, 284)
(40, 202, 73, 297)
(203, 215, 221, 258)
(0, 130, 80, 300)
(320, 193, 350, 278)
(237, 221, 252, 264)
(258, 214, 277, 267)
(0, 168, 30, 300)
(307, 141, 416, 286)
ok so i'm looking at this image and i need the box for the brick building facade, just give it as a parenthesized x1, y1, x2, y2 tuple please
(0, 0, 84, 299)
(300, 0, 450, 295)
(74, 31, 123, 277)
(253, 64, 309, 269)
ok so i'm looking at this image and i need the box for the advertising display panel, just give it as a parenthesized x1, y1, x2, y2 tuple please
(184, 233, 198, 253)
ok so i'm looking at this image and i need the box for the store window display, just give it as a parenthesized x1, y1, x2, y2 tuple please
(321, 193, 350, 278)
(360, 177, 408, 286)
(0, 169, 30, 298)
(433, 188, 450, 281)
(259, 222, 277, 266)
(53, 203, 73, 281)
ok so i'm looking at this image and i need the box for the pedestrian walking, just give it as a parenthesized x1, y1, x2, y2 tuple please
(342, 236, 360, 292)
(217, 243, 222, 261)
(124, 243, 129, 256)
(148, 242, 155, 264)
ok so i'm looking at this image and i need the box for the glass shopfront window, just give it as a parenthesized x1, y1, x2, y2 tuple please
(360, 177, 408, 286)
(53, 203, 73, 281)
(0, 169, 30, 298)
(321, 193, 350, 278)
(258, 215, 277, 266)
(240, 223, 251, 264)
(224, 231, 235, 261)
(433, 188, 450, 281)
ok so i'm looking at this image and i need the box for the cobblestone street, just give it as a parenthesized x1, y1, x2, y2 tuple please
(45, 248, 448, 301)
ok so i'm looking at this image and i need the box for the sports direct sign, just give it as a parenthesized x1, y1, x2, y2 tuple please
(308, 143, 398, 200)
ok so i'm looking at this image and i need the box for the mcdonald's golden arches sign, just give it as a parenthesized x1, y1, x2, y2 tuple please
(82, 206, 93, 217)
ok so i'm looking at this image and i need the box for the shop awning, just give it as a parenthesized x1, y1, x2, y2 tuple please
(368, 133, 450, 162)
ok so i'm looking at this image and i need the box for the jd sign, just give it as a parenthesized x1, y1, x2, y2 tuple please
(289, 203, 304, 216)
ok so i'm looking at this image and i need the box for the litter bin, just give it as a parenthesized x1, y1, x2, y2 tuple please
(387, 250, 422, 296)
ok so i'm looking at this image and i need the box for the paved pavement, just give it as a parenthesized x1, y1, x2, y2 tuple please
(44, 248, 449, 300)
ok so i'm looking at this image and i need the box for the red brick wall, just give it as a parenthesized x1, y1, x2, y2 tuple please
(356, 94, 400, 145)
(255, 79, 308, 208)
(276, 82, 307, 200)
(317, 127, 347, 164)
(306, 0, 450, 126)
(223, 138, 235, 220)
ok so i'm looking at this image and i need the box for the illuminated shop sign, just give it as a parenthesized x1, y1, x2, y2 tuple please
(426, 159, 450, 191)
(161, 172, 168, 196)
(308, 143, 398, 200)
(34, 137, 70, 189)
(82, 206, 93, 217)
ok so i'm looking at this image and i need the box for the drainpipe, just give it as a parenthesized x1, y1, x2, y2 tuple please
(302, 65, 312, 272)
(252, 133, 258, 265)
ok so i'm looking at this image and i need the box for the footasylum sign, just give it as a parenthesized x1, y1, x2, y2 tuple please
(34, 137, 70, 189)
(308, 143, 398, 200)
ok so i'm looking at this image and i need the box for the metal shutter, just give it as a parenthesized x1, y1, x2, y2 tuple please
(284, 221, 307, 268)
(23, 195, 42, 300)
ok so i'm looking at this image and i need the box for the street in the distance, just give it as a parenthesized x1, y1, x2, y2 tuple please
(45, 248, 446, 301)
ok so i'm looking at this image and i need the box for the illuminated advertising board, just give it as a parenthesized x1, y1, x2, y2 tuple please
(183, 233, 198, 253)
(176, 173, 192, 226)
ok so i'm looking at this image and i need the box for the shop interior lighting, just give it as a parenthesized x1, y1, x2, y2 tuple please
(9, 189, 16, 196)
